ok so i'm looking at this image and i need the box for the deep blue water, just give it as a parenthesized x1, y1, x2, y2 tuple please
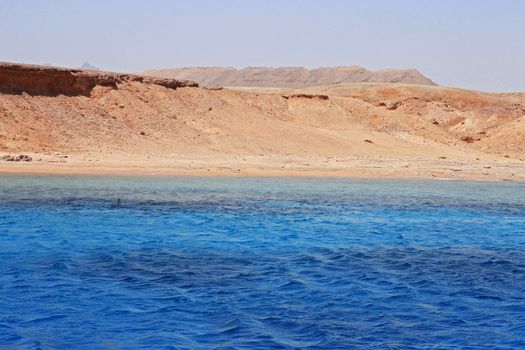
(1, 176, 525, 349)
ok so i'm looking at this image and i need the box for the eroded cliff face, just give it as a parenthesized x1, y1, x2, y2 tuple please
(0, 62, 198, 96)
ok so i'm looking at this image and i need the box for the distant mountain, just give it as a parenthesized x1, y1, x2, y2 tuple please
(141, 66, 437, 87)
(80, 62, 100, 71)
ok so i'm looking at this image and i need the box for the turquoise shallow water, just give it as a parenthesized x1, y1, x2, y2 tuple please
(0, 176, 524, 349)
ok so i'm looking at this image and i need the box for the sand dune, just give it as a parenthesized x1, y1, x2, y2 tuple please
(0, 62, 523, 179)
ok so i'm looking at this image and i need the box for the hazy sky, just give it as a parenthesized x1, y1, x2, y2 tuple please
(1, 0, 524, 91)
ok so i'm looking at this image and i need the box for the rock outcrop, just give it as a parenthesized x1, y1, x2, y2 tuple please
(0, 62, 198, 96)
(282, 94, 329, 100)
(141, 66, 437, 88)
(1, 154, 32, 162)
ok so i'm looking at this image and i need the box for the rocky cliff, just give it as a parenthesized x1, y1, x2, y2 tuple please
(0, 62, 198, 96)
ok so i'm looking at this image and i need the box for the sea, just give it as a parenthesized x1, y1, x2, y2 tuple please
(0, 175, 524, 349)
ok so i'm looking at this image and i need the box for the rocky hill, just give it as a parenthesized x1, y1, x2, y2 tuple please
(1, 62, 524, 179)
(80, 62, 100, 71)
(141, 66, 437, 88)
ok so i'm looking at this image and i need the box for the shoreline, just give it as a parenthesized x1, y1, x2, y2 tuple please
(1, 152, 523, 182)
(0, 163, 523, 182)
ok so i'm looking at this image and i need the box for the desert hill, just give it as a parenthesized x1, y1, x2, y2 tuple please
(0, 62, 523, 179)
(141, 66, 437, 88)
(80, 62, 100, 71)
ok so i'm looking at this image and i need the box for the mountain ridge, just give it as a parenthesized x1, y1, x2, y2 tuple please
(141, 66, 437, 88)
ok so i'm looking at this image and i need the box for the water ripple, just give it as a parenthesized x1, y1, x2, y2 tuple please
(0, 176, 524, 349)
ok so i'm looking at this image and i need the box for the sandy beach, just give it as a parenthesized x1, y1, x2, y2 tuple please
(1, 153, 523, 181)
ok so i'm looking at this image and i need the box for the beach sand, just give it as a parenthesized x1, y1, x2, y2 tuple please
(1, 153, 523, 181)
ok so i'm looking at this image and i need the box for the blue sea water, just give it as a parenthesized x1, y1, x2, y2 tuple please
(0, 176, 524, 349)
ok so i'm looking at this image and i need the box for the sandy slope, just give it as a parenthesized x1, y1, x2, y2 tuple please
(0, 64, 524, 180)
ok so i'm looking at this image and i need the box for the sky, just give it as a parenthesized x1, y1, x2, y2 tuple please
(1, 0, 524, 92)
